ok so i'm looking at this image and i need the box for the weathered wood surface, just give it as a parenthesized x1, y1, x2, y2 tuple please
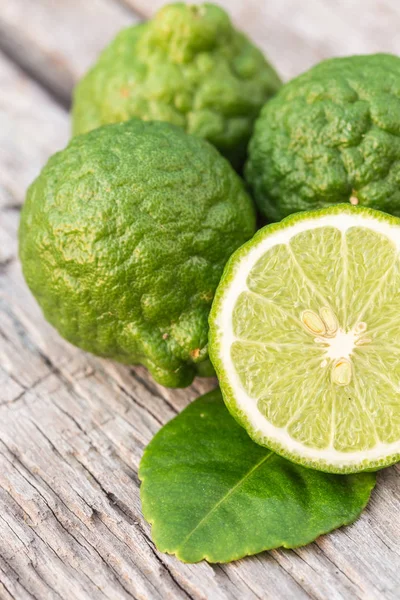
(1, 1, 400, 598)
(0, 0, 136, 106)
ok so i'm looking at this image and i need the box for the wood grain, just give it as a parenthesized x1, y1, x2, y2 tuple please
(0, 0, 136, 105)
(0, 50, 69, 211)
(1, 1, 400, 598)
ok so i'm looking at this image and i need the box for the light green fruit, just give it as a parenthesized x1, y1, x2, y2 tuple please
(19, 119, 256, 388)
(209, 204, 400, 473)
(72, 3, 281, 170)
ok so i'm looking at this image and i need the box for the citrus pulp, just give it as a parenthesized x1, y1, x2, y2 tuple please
(210, 205, 400, 472)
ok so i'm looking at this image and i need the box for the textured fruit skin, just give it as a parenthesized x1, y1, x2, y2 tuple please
(246, 54, 400, 221)
(19, 119, 256, 387)
(72, 3, 281, 170)
(209, 204, 400, 474)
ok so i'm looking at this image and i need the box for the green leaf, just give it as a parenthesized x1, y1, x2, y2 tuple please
(139, 389, 376, 564)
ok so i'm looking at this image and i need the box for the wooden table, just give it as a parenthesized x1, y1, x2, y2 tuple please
(1, 1, 400, 598)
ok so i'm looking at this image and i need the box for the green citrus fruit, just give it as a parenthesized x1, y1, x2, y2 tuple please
(209, 204, 400, 473)
(246, 54, 400, 221)
(19, 119, 256, 388)
(72, 3, 281, 170)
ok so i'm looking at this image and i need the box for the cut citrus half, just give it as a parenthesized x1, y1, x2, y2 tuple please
(209, 205, 400, 473)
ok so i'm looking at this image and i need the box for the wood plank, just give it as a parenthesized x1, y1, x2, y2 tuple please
(0, 0, 137, 105)
(126, 0, 400, 81)
(0, 51, 69, 210)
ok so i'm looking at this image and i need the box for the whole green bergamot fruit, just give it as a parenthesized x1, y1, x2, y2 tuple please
(19, 119, 256, 387)
(246, 53, 400, 221)
(72, 3, 281, 170)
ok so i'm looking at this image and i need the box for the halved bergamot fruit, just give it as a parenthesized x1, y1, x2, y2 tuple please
(209, 205, 400, 473)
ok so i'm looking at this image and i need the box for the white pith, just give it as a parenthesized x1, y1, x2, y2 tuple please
(215, 212, 400, 467)
(323, 328, 357, 361)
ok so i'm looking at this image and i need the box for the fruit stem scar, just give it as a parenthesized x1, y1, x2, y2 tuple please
(332, 358, 352, 386)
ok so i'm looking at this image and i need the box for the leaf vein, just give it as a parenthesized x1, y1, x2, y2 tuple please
(178, 451, 275, 552)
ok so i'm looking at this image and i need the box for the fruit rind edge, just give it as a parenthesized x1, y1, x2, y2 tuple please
(209, 204, 400, 474)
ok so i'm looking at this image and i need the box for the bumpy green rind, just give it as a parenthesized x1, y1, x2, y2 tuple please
(246, 54, 400, 220)
(139, 388, 376, 563)
(19, 119, 255, 387)
(209, 204, 400, 473)
(72, 3, 281, 170)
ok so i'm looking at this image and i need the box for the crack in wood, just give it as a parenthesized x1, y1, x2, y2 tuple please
(1, 203, 21, 212)
(269, 551, 316, 600)
(312, 539, 365, 595)
(0, 576, 18, 600)
(0, 480, 33, 529)
(1, 540, 64, 600)
(292, 546, 362, 599)
(0, 304, 52, 364)
(0, 368, 62, 407)
(62, 454, 192, 599)
(51, 399, 88, 436)
(0, 183, 22, 212)
(0, 554, 39, 600)
(114, 0, 147, 19)
(114, 381, 164, 427)
(129, 369, 179, 414)
(0, 256, 16, 274)
(0, 514, 30, 554)
(0, 441, 141, 599)
(92, 426, 142, 481)
(106, 493, 139, 527)
(214, 564, 263, 600)
(0, 29, 71, 107)
(72, 455, 114, 497)
(69, 458, 142, 522)
(27, 420, 67, 462)
(138, 525, 195, 600)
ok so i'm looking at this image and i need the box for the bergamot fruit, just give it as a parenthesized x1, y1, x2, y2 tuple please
(19, 119, 256, 388)
(246, 54, 400, 221)
(72, 3, 281, 170)
(209, 204, 400, 473)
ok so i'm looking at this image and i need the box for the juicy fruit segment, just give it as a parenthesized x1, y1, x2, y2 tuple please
(210, 206, 400, 472)
(236, 227, 394, 451)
